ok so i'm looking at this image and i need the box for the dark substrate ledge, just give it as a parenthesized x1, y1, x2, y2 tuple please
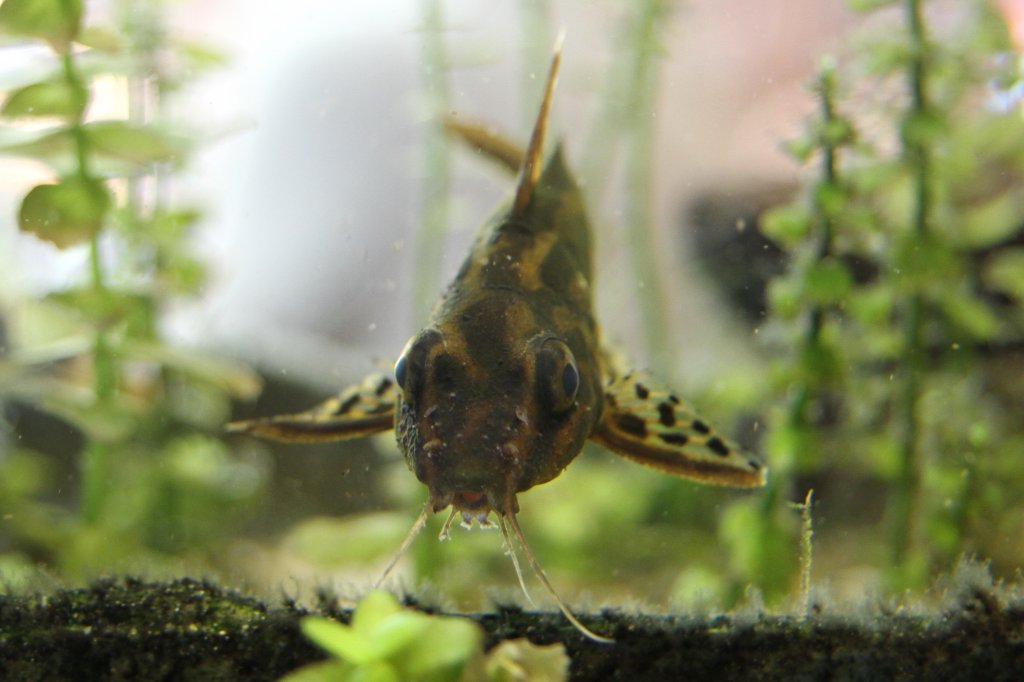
(0, 577, 1022, 681)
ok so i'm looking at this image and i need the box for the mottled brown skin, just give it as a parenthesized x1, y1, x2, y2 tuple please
(226, 42, 762, 643)
(225, 38, 764, 524)
(395, 145, 602, 519)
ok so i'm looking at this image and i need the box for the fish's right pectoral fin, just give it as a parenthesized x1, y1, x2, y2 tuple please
(226, 373, 397, 443)
(590, 372, 766, 488)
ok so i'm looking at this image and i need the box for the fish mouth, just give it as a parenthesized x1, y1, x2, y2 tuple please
(454, 491, 490, 511)
(418, 434, 526, 516)
(430, 489, 511, 537)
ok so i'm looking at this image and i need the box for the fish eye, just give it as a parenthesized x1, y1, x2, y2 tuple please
(562, 361, 579, 398)
(536, 338, 579, 413)
(394, 330, 442, 401)
(394, 354, 409, 389)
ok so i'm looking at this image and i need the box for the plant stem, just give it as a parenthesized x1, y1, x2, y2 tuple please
(623, 0, 672, 375)
(888, 0, 930, 573)
(85, 238, 115, 524)
(763, 66, 842, 517)
(793, 66, 840, 402)
(65, 39, 115, 523)
(798, 488, 815, 619)
(61, 52, 90, 181)
(413, 0, 451, 327)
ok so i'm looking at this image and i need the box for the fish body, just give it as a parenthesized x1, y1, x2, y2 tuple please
(229, 39, 764, 640)
(398, 145, 602, 521)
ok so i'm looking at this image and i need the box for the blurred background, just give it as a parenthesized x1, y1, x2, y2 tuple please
(2, 0, 1023, 616)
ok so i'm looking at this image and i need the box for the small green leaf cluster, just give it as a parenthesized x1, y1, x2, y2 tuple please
(758, 0, 1024, 594)
(282, 591, 568, 682)
(762, 60, 860, 475)
(0, 0, 260, 579)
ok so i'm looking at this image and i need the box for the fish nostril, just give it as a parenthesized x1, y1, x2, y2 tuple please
(423, 439, 443, 458)
(501, 442, 520, 463)
(514, 406, 529, 426)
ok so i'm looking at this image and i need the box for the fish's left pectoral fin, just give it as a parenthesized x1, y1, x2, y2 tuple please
(590, 373, 766, 487)
(443, 116, 524, 173)
(226, 373, 397, 443)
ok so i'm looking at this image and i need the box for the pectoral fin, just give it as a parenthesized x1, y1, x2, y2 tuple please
(590, 373, 766, 487)
(227, 374, 397, 443)
(443, 116, 524, 173)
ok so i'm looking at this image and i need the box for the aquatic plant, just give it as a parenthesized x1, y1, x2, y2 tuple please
(761, 0, 1024, 593)
(0, 0, 263, 580)
(282, 590, 568, 682)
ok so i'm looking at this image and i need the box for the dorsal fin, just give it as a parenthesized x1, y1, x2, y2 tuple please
(512, 31, 564, 216)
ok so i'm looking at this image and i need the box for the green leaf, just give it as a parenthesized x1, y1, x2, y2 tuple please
(400, 615, 482, 679)
(813, 181, 847, 218)
(783, 135, 815, 163)
(961, 194, 1024, 249)
(901, 108, 946, 149)
(967, 421, 990, 449)
(818, 118, 854, 147)
(861, 39, 911, 76)
(165, 374, 233, 429)
(939, 291, 999, 341)
(485, 639, 568, 682)
(151, 208, 203, 239)
(847, 284, 894, 326)
(865, 432, 901, 480)
(844, 0, 898, 11)
(0, 0, 82, 52)
(301, 617, 375, 665)
(0, 449, 52, 498)
(351, 664, 401, 682)
(84, 121, 185, 164)
(120, 339, 262, 400)
(798, 337, 842, 384)
(19, 177, 110, 248)
(2, 79, 87, 118)
(163, 255, 206, 294)
(351, 591, 403, 635)
(984, 247, 1024, 301)
(0, 123, 187, 174)
(766, 421, 816, 472)
(37, 387, 141, 442)
(761, 204, 812, 247)
(891, 236, 958, 290)
(176, 39, 229, 69)
(767, 276, 801, 319)
(802, 257, 852, 305)
(164, 435, 233, 488)
(669, 565, 728, 610)
(75, 25, 123, 53)
(368, 612, 431, 661)
(848, 160, 904, 194)
(0, 125, 73, 158)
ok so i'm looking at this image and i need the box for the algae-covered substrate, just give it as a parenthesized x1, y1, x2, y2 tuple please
(1, 573, 1022, 681)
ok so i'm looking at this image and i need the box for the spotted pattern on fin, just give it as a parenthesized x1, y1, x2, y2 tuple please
(226, 373, 396, 443)
(590, 372, 766, 487)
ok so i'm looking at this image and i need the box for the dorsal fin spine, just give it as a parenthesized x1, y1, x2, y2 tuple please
(512, 31, 565, 216)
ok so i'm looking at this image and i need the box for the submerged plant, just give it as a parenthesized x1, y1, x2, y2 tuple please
(761, 0, 1024, 592)
(0, 0, 262, 579)
(283, 590, 568, 682)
